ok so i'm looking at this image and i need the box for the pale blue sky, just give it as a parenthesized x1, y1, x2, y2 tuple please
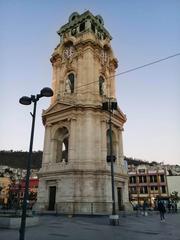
(0, 0, 179, 164)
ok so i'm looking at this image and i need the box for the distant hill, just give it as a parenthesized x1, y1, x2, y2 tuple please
(124, 156, 156, 166)
(0, 150, 42, 169)
(0, 151, 158, 170)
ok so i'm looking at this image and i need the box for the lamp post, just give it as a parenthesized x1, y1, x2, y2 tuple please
(102, 98, 119, 225)
(19, 87, 53, 240)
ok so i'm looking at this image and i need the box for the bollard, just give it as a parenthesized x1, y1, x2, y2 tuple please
(109, 215, 119, 226)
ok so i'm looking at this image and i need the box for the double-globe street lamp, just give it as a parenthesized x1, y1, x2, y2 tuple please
(19, 87, 53, 240)
(102, 98, 119, 225)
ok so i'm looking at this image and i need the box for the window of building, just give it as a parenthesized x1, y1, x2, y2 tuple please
(150, 175, 157, 183)
(160, 175, 165, 182)
(79, 22, 85, 32)
(139, 175, 147, 183)
(71, 28, 77, 36)
(161, 186, 166, 194)
(139, 176, 143, 183)
(130, 187, 137, 194)
(20, 192, 24, 198)
(54, 127, 69, 163)
(91, 23, 95, 33)
(140, 186, 148, 194)
(71, 16, 76, 21)
(65, 73, 75, 93)
(143, 176, 147, 183)
(138, 169, 145, 173)
(151, 186, 158, 192)
(99, 76, 106, 96)
(130, 176, 136, 184)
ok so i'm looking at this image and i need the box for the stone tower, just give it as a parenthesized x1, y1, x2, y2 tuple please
(36, 11, 129, 214)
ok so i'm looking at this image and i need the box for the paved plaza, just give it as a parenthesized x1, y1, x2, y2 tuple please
(0, 213, 180, 240)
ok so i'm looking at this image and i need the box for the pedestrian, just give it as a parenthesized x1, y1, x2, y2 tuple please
(158, 200, 166, 222)
(175, 202, 177, 213)
(143, 200, 148, 216)
(167, 201, 171, 213)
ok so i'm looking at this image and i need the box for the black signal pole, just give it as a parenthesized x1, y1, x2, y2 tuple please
(109, 107, 116, 215)
(102, 98, 119, 225)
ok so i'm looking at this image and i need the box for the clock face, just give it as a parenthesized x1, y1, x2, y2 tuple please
(64, 46, 74, 59)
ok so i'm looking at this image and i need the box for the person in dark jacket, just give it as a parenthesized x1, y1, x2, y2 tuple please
(158, 200, 166, 222)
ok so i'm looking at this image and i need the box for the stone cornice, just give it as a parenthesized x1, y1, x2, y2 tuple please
(57, 11, 112, 40)
(42, 101, 126, 127)
(38, 168, 128, 179)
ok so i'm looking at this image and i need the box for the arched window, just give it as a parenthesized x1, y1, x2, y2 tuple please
(65, 73, 75, 93)
(99, 76, 106, 96)
(55, 127, 69, 163)
(106, 129, 116, 160)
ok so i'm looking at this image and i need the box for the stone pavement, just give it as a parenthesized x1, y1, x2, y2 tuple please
(0, 213, 180, 240)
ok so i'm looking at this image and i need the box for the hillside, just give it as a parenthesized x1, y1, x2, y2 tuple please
(0, 150, 42, 169)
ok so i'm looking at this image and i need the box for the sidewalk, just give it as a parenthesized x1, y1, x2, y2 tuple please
(0, 213, 180, 240)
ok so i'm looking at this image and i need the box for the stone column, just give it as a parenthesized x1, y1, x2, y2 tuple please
(84, 112, 94, 161)
(118, 129, 124, 166)
(42, 124, 52, 164)
(68, 118, 76, 163)
(101, 118, 107, 168)
(50, 137, 57, 164)
(36, 179, 47, 210)
(56, 61, 61, 98)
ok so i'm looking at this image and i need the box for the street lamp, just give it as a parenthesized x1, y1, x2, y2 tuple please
(19, 87, 53, 240)
(102, 98, 119, 225)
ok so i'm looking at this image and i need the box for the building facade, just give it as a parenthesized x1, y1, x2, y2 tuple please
(0, 177, 11, 205)
(129, 164, 169, 206)
(36, 11, 130, 214)
(167, 175, 180, 209)
(10, 178, 39, 208)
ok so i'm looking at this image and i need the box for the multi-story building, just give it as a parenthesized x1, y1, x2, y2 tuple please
(167, 175, 180, 209)
(165, 164, 180, 176)
(128, 164, 168, 207)
(0, 166, 39, 208)
(9, 178, 39, 209)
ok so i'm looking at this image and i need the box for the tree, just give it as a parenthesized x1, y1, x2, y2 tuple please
(170, 191, 180, 203)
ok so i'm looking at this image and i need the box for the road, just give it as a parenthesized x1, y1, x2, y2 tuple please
(1, 212, 180, 240)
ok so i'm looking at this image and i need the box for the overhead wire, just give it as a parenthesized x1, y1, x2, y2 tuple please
(113, 53, 180, 77)
(55, 52, 180, 95)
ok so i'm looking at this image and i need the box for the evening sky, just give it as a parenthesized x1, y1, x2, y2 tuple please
(0, 0, 179, 164)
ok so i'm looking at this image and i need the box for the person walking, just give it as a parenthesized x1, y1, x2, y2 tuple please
(167, 201, 171, 213)
(143, 200, 148, 216)
(158, 200, 166, 222)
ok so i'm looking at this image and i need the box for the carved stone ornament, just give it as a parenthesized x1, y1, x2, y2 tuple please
(50, 53, 61, 65)
(76, 46, 83, 58)
(63, 46, 75, 60)
(100, 66, 107, 75)
(66, 61, 72, 70)
(101, 49, 108, 65)
(93, 48, 100, 60)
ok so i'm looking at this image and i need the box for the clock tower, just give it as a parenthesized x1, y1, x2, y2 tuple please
(36, 11, 130, 214)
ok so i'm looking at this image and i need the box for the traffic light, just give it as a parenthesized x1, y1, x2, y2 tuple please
(102, 102, 109, 110)
(107, 155, 116, 162)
